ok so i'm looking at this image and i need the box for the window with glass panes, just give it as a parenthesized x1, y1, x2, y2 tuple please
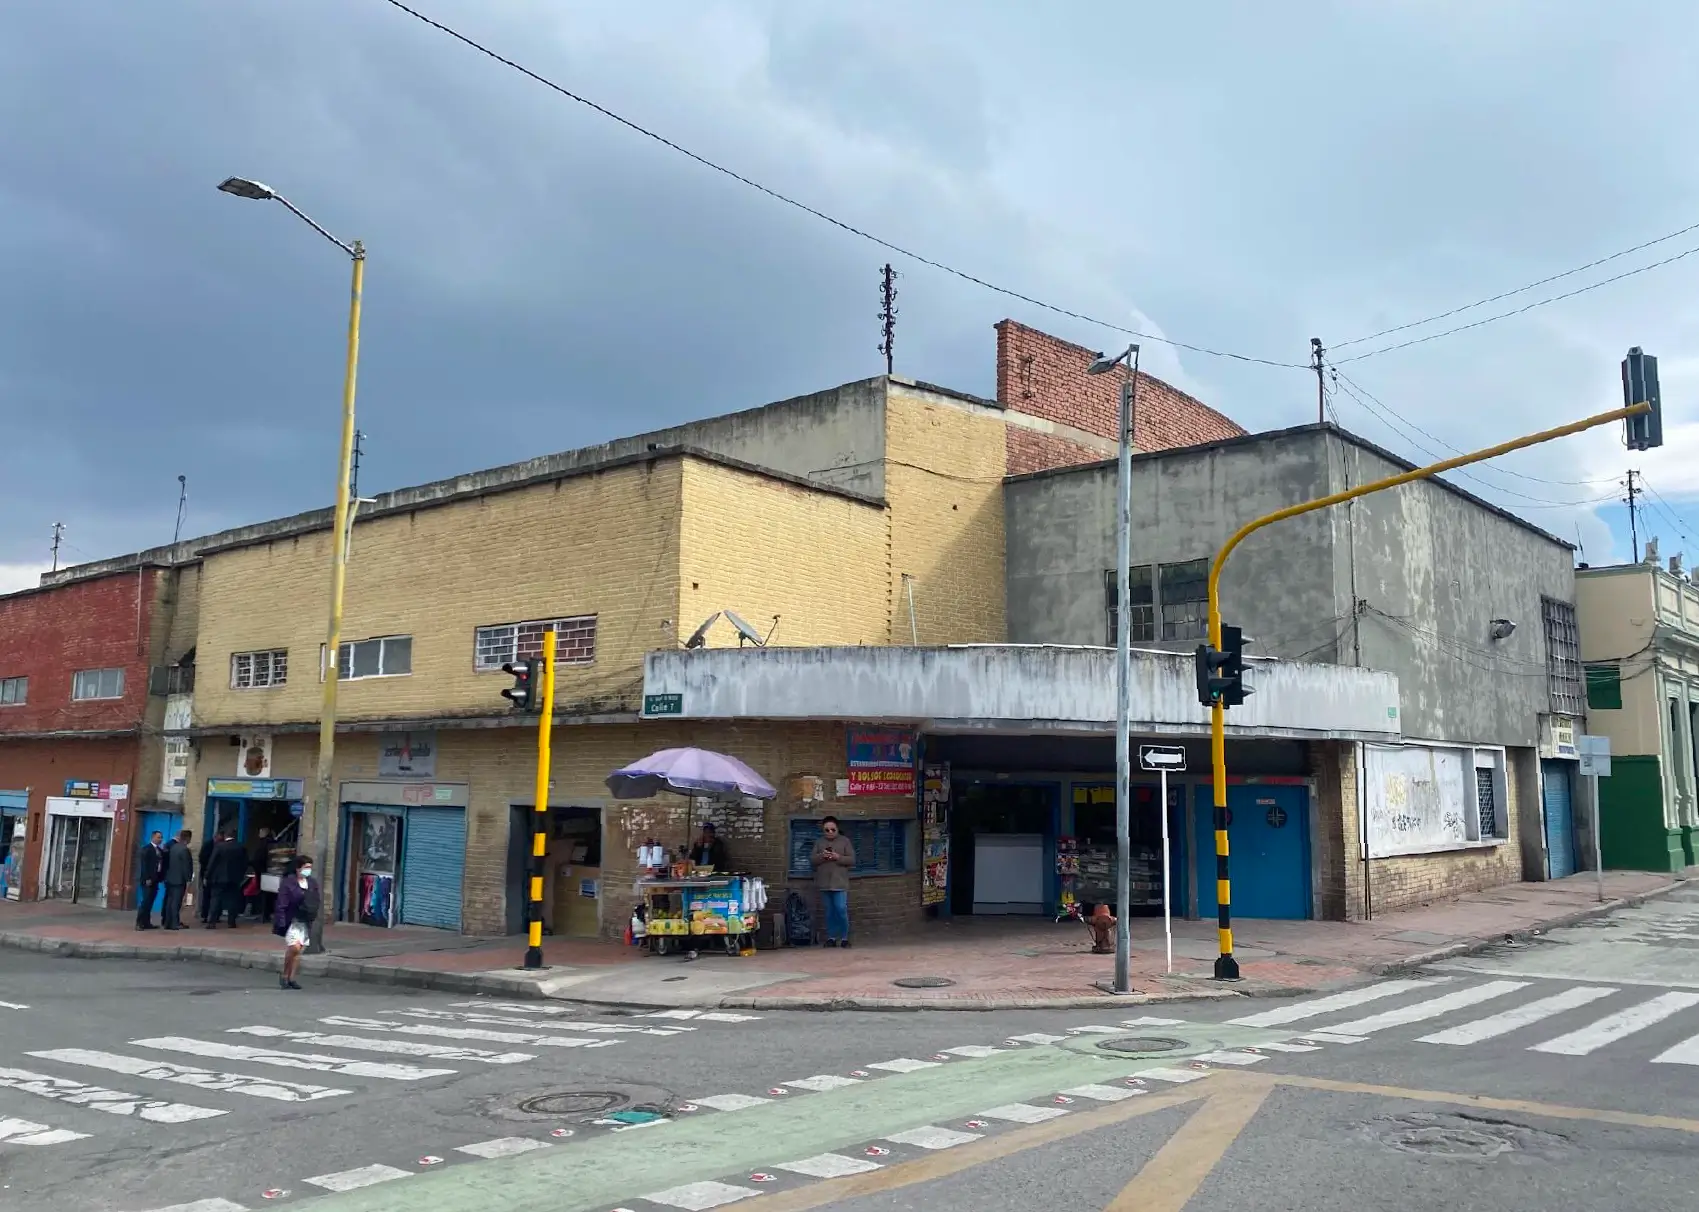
(474, 616, 597, 671)
(0, 676, 25, 705)
(1103, 567, 1155, 644)
(1541, 597, 1584, 716)
(1159, 559, 1210, 640)
(71, 668, 124, 700)
(324, 636, 412, 680)
(230, 649, 288, 689)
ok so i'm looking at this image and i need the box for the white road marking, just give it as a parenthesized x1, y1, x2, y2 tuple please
(1227, 978, 1447, 1028)
(1005, 1033, 1065, 1045)
(774, 1152, 883, 1178)
(1432, 962, 1699, 991)
(0, 1000, 29, 1010)
(27, 1049, 346, 1102)
(305, 1164, 412, 1192)
(1061, 1084, 1139, 1102)
(885, 1125, 982, 1150)
(1254, 1041, 1321, 1053)
(1419, 986, 1619, 1045)
(979, 1102, 1069, 1123)
(229, 1025, 532, 1064)
(865, 1058, 940, 1073)
(1531, 992, 1699, 1056)
(940, 1045, 1002, 1058)
(456, 1136, 551, 1158)
(693, 1012, 762, 1023)
(1325, 981, 1529, 1035)
(642, 1179, 761, 1209)
(0, 1115, 89, 1145)
(782, 1074, 862, 1092)
(1296, 1031, 1366, 1044)
(1652, 1031, 1699, 1066)
(132, 1037, 454, 1081)
(395, 1008, 686, 1036)
(1140, 1067, 1208, 1084)
(641, 1009, 703, 1019)
(1064, 1025, 1124, 1035)
(1120, 1016, 1186, 1026)
(691, 1093, 772, 1112)
(320, 1016, 616, 1050)
(135, 1200, 250, 1212)
(0, 1066, 224, 1123)
(1192, 1050, 1268, 1067)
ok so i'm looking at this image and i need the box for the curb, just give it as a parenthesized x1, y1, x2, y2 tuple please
(1368, 876, 1691, 978)
(714, 986, 1246, 1012)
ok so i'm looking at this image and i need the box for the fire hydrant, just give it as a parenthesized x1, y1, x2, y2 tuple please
(1088, 903, 1116, 954)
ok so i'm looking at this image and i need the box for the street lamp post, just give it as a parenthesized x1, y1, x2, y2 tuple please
(219, 177, 363, 954)
(1087, 344, 1140, 994)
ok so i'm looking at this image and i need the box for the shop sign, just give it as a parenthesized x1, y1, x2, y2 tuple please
(643, 693, 684, 717)
(64, 780, 112, 798)
(379, 731, 437, 779)
(207, 778, 304, 800)
(236, 733, 273, 779)
(846, 728, 917, 797)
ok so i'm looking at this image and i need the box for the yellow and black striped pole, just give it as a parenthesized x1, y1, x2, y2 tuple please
(524, 629, 557, 970)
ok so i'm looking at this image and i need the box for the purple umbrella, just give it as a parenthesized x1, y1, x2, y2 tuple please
(605, 747, 777, 801)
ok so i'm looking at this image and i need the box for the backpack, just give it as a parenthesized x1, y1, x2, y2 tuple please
(785, 889, 813, 946)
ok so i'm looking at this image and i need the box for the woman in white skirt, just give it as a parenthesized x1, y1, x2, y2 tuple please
(272, 857, 321, 990)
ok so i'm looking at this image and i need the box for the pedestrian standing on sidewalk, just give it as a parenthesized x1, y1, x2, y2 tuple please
(196, 829, 218, 923)
(205, 830, 247, 928)
(162, 829, 194, 930)
(134, 831, 165, 931)
(809, 815, 857, 948)
(274, 857, 321, 990)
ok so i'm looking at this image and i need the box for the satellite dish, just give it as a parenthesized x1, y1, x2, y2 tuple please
(683, 612, 720, 649)
(725, 609, 766, 647)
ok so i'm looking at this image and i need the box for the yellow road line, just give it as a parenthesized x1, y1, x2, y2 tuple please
(1105, 1077, 1273, 1212)
(1276, 1073, 1699, 1134)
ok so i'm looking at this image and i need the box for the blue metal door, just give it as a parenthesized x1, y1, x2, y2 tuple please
(137, 810, 182, 913)
(1193, 784, 1310, 920)
(1542, 761, 1576, 879)
(399, 806, 467, 931)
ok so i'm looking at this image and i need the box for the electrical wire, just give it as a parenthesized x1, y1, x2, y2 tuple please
(376, 0, 1306, 370)
(1334, 218, 1699, 350)
(1639, 478, 1699, 548)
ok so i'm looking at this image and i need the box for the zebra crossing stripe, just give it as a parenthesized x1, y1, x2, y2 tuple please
(1651, 1031, 1699, 1066)
(1325, 981, 1529, 1035)
(27, 1049, 347, 1102)
(865, 1058, 939, 1073)
(132, 1037, 455, 1081)
(773, 1153, 883, 1178)
(1227, 979, 1445, 1028)
(0, 1115, 89, 1145)
(456, 1136, 551, 1158)
(1530, 992, 1699, 1056)
(0, 1000, 29, 1010)
(0, 1066, 224, 1123)
(229, 1025, 533, 1064)
(979, 1102, 1068, 1124)
(641, 1179, 760, 1209)
(136, 1200, 249, 1212)
(1418, 986, 1618, 1045)
(884, 1125, 982, 1150)
(320, 1015, 616, 1050)
(691, 1093, 771, 1112)
(397, 1008, 686, 1036)
(782, 1075, 861, 1092)
(304, 1164, 412, 1192)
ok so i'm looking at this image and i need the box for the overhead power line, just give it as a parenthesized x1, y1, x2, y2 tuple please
(1335, 217, 1699, 351)
(376, 0, 1307, 369)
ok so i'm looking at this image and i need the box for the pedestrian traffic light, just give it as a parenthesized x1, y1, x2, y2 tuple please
(501, 658, 540, 711)
(1195, 624, 1250, 708)
(1623, 346, 1664, 452)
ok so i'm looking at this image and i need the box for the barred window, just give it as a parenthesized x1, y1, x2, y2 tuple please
(475, 616, 597, 670)
(1159, 559, 1210, 641)
(1104, 567, 1155, 645)
(1542, 597, 1584, 717)
(230, 649, 288, 690)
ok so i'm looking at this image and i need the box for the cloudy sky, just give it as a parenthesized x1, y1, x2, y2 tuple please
(4, 0, 1698, 591)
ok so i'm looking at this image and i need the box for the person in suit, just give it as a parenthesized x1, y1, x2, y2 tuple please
(197, 829, 218, 923)
(205, 830, 249, 929)
(162, 829, 194, 930)
(134, 831, 166, 930)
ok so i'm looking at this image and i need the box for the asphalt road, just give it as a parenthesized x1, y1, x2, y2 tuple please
(4, 886, 1698, 1212)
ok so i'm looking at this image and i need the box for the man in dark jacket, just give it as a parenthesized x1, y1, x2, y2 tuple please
(162, 829, 194, 930)
(134, 831, 166, 930)
(197, 830, 218, 923)
(205, 831, 249, 929)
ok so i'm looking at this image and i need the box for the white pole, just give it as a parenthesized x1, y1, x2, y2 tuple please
(1160, 767, 1172, 974)
(1592, 773, 1605, 902)
(1113, 364, 1136, 994)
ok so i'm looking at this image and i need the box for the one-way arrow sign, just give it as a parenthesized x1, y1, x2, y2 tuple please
(1138, 745, 1186, 772)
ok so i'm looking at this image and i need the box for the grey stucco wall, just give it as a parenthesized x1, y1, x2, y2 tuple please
(1004, 428, 1336, 660)
(1324, 433, 1574, 748)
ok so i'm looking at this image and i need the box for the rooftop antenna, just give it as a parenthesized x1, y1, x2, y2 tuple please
(50, 521, 64, 572)
(683, 612, 720, 649)
(172, 475, 188, 545)
(350, 429, 365, 499)
(724, 609, 768, 647)
(878, 263, 899, 376)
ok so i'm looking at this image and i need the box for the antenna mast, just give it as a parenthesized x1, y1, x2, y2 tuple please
(878, 263, 899, 376)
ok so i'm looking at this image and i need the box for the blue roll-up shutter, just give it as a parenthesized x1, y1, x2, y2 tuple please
(1542, 761, 1576, 879)
(400, 806, 467, 931)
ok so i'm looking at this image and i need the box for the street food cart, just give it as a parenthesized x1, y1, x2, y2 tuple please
(638, 870, 764, 955)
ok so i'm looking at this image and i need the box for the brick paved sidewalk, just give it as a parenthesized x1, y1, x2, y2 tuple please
(1, 868, 1687, 1009)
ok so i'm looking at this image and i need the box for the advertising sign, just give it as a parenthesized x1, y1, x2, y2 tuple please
(846, 728, 917, 797)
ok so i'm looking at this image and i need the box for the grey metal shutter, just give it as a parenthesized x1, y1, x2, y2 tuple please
(400, 806, 467, 931)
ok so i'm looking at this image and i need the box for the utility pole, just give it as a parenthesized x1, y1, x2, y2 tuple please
(172, 475, 188, 546)
(878, 263, 898, 376)
(1311, 338, 1327, 424)
(1626, 469, 1641, 562)
(50, 522, 64, 573)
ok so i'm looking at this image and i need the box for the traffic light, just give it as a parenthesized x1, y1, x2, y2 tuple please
(1194, 624, 1251, 708)
(1623, 346, 1664, 452)
(501, 658, 540, 711)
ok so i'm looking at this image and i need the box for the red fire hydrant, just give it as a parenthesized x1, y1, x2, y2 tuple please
(1088, 904, 1117, 954)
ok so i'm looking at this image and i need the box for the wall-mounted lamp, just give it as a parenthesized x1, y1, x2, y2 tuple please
(1489, 618, 1517, 641)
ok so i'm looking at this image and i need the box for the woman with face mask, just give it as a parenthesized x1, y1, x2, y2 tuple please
(272, 856, 321, 990)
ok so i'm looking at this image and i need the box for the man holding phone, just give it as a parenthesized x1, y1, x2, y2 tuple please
(809, 815, 857, 947)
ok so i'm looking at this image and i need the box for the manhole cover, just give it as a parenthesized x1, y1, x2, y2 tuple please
(1364, 1112, 1567, 1163)
(1095, 1035, 1190, 1055)
(893, 976, 956, 989)
(519, 1091, 628, 1117)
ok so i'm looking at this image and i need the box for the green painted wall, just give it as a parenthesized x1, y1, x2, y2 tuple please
(1599, 755, 1686, 872)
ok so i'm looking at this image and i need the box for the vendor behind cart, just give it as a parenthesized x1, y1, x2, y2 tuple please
(687, 821, 729, 872)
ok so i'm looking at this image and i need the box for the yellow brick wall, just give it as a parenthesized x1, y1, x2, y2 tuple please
(193, 460, 685, 729)
(883, 389, 1007, 644)
(162, 564, 201, 664)
(676, 459, 890, 649)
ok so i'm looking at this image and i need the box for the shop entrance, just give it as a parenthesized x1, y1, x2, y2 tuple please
(45, 813, 110, 902)
(348, 808, 402, 928)
(0, 793, 25, 901)
(136, 809, 184, 916)
(1193, 783, 1311, 919)
(340, 800, 468, 932)
(948, 782, 1058, 916)
(1069, 781, 1184, 918)
(505, 806, 603, 937)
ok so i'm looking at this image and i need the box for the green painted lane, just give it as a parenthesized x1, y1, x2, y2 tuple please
(295, 1023, 1279, 1211)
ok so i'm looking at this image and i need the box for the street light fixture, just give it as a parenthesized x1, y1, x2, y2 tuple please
(219, 175, 365, 955)
(1086, 343, 1140, 995)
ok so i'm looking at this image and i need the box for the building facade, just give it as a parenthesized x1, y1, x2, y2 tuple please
(1575, 558, 1699, 872)
(1004, 423, 1586, 917)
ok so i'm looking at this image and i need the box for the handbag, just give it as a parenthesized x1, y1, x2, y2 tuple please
(242, 875, 260, 897)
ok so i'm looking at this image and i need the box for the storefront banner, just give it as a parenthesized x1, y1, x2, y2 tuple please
(379, 731, 437, 778)
(846, 728, 917, 797)
(46, 796, 118, 819)
(63, 780, 111, 799)
(920, 762, 950, 906)
(206, 778, 305, 801)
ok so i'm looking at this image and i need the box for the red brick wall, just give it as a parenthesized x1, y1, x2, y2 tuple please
(0, 736, 144, 907)
(995, 320, 1246, 462)
(1005, 428, 1109, 477)
(0, 571, 159, 735)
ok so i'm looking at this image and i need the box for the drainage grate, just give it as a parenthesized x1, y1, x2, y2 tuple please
(518, 1091, 628, 1117)
(1095, 1036, 1190, 1055)
(892, 976, 956, 989)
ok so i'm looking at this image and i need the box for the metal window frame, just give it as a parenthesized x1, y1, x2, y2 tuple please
(1103, 567, 1155, 645)
(1157, 558, 1210, 641)
(321, 635, 415, 682)
(0, 675, 25, 705)
(1541, 596, 1585, 717)
(473, 615, 598, 672)
(230, 648, 288, 690)
(72, 667, 125, 701)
